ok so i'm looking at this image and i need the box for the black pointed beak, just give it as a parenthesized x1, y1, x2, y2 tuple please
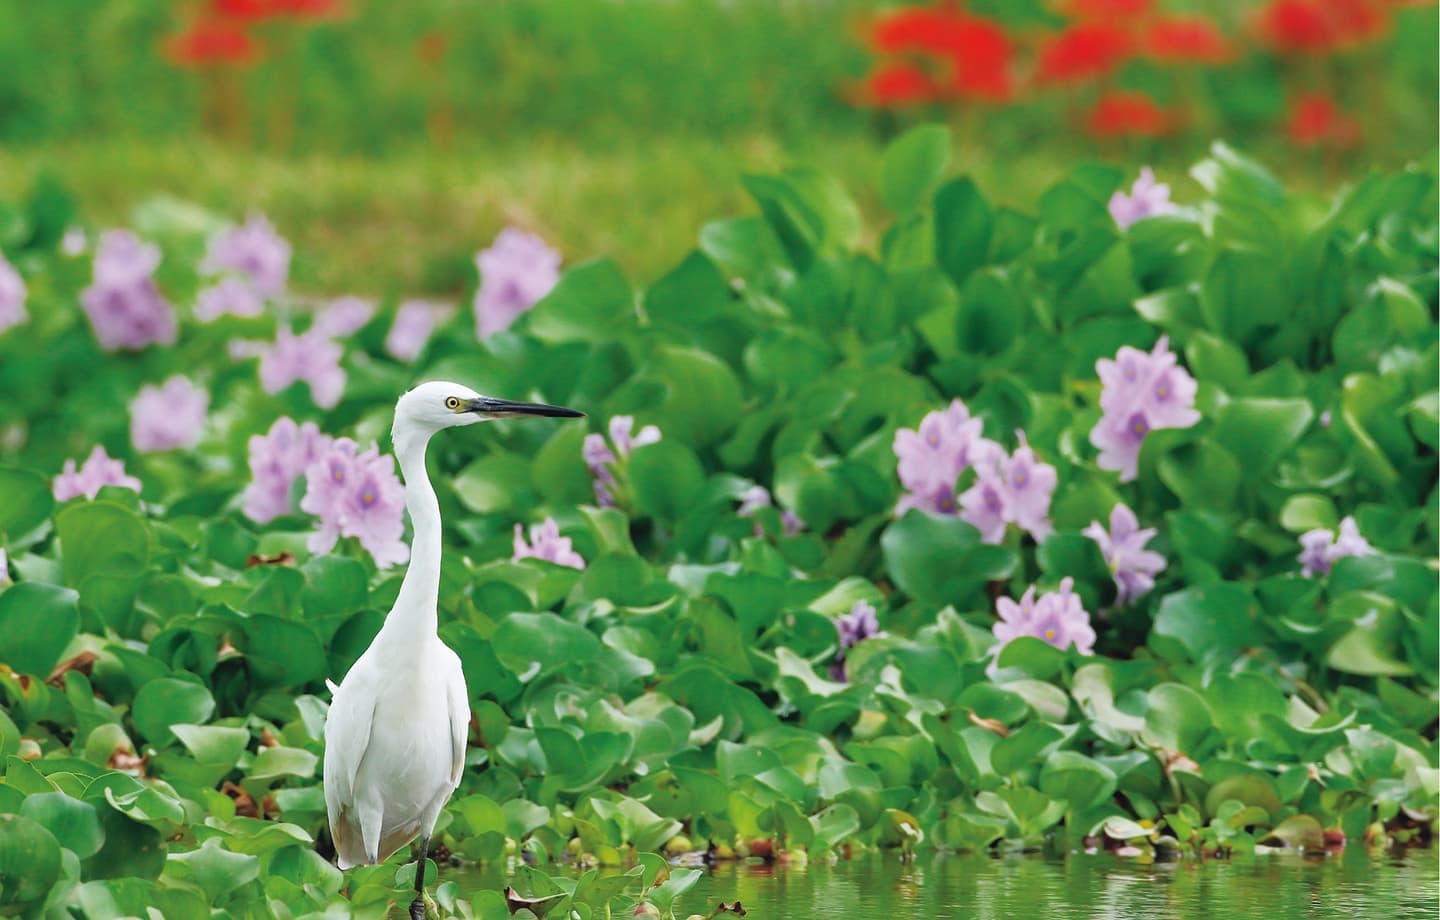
(465, 397, 584, 419)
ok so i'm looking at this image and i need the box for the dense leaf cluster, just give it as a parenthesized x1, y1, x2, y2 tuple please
(0, 131, 1435, 917)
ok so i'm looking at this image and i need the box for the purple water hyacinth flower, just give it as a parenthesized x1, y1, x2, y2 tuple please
(203, 214, 291, 298)
(830, 600, 885, 681)
(993, 577, 1095, 657)
(195, 276, 265, 323)
(80, 230, 178, 352)
(893, 398, 1001, 514)
(314, 296, 376, 339)
(608, 416, 661, 456)
(583, 416, 661, 507)
(1297, 529, 1333, 579)
(258, 326, 347, 409)
(1090, 336, 1200, 482)
(897, 481, 960, 518)
(1084, 502, 1166, 605)
(1299, 516, 1376, 577)
(1108, 167, 1178, 229)
(582, 433, 618, 506)
(93, 229, 161, 284)
(0, 249, 26, 334)
(958, 465, 1009, 543)
(301, 438, 409, 568)
(385, 299, 449, 362)
(999, 433, 1057, 541)
(129, 375, 209, 453)
(53, 445, 142, 502)
(837, 600, 883, 650)
(956, 433, 1058, 544)
(513, 518, 586, 570)
(738, 485, 804, 537)
(242, 417, 333, 524)
(474, 228, 562, 339)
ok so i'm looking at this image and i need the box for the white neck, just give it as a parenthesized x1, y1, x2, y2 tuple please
(385, 426, 441, 641)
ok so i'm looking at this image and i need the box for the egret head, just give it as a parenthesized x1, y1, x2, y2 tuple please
(392, 380, 582, 448)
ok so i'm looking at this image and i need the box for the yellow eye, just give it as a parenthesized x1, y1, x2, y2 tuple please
(445, 396, 462, 410)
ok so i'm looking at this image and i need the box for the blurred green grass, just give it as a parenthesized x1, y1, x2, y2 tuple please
(0, 0, 1434, 293)
(5, 134, 1416, 296)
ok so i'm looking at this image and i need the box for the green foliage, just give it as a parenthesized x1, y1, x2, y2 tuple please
(0, 131, 1435, 918)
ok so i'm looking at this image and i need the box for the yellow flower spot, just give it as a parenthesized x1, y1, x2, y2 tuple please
(1044, 628, 1056, 640)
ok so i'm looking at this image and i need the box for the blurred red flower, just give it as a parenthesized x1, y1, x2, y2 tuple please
(210, 0, 277, 20)
(860, 61, 938, 106)
(939, 15, 1015, 102)
(1325, 0, 1391, 45)
(1287, 93, 1362, 146)
(1036, 22, 1135, 85)
(865, 6, 1015, 102)
(163, 21, 261, 67)
(1254, 0, 1335, 51)
(1143, 16, 1235, 65)
(868, 6, 956, 54)
(1062, 0, 1154, 16)
(1254, 0, 1391, 53)
(1086, 90, 1174, 137)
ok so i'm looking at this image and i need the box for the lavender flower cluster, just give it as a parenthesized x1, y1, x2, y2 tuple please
(129, 375, 210, 453)
(256, 326, 348, 409)
(993, 577, 1096, 658)
(301, 439, 409, 569)
(474, 228, 561, 340)
(202, 214, 291, 301)
(513, 518, 586, 570)
(242, 417, 333, 524)
(1109, 167, 1178, 229)
(893, 399, 1057, 544)
(1089, 336, 1200, 482)
(53, 446, 142, 502)
(830, 600, 885, 682)
(1298, 516, 1375, 577)
(241, 418, 409, 568)
(1084, 502, 1166, 606)
(81, 231, 178, 351)
(385, 299, 452, 363)
(584, 416, 661, 508)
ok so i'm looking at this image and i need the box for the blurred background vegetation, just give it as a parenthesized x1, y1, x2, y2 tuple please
(0, 0, 1434, 290)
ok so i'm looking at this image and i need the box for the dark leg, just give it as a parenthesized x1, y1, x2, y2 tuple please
(409, 835, 429, 920)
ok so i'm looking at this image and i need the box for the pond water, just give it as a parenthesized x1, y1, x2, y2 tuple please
(452, 847, 1438, 919)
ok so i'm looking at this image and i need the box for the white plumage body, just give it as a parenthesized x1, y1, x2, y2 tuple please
(324, 635, 468, 869)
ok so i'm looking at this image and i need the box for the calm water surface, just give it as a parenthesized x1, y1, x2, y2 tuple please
(454, 848, 1438, 919)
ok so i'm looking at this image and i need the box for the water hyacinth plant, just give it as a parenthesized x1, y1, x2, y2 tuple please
(80, 229, 178, 351)
(300, 438, 409, 568)
(242, 416, 334, 524)
(129, 375, 210, 453)
(584, 415, 661, 508)
(473, 227, 561, 339)
(0, 129, 1434, 917)
(512, 517, 586, 570)
(52, 444, 142, 501)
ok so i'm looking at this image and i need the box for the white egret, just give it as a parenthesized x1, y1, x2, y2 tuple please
(323, 380, 582, 920)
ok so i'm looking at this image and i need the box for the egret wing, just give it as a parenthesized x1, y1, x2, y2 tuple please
(445, 659, 470, 786)
(323, 677, 377, 829)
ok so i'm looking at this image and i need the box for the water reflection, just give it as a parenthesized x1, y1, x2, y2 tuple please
(450, 847, 1438, 919)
